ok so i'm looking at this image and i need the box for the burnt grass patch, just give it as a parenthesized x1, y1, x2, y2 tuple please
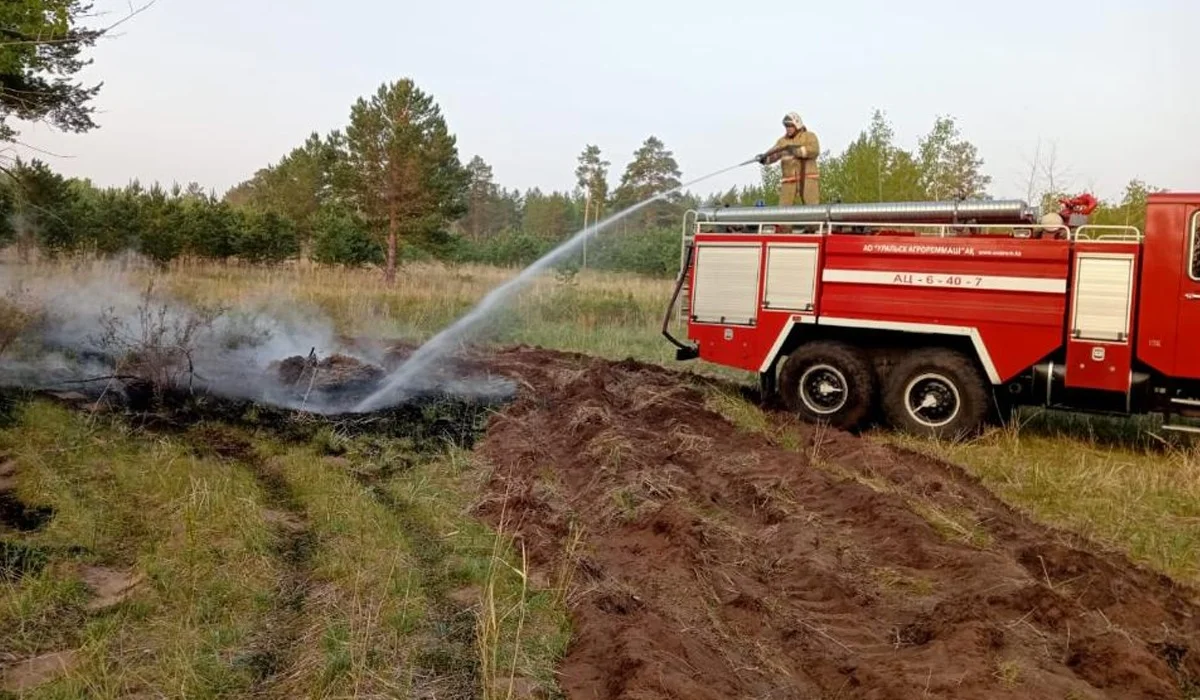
(98, 383, 505, 452)
(0, 493, 54, 533)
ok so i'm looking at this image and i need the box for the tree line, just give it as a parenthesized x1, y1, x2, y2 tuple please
(1, 7, 1163, 280)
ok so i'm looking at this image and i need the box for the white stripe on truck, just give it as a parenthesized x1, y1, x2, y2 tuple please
(821, 269, 1066, 294)
(818, 317, 1002, 384)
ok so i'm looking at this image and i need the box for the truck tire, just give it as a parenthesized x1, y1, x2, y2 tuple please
(778, 341, 876, 431)
(882, 348, 989, 439)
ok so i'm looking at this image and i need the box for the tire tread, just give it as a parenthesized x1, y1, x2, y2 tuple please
(882, 347, 989, 438)
(779, 341, 876, 430)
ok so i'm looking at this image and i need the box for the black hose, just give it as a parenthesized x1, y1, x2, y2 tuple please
(662, 243, 698, 360)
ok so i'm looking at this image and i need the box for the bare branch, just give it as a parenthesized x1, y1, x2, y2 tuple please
(0, 1, 155, 48)
(12, 139, 75, 159)
(1023, 138, 1041, 203)
(55, 374, 144, 385)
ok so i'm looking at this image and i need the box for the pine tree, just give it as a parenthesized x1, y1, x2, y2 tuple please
(612, 136, 682, 228)
(223, 131, 344, 245)
(344, 79, 469, 284)
(9, 158, 78, 254)
(312, 207, 382, 266)
(575, 144, 610, 222)
(521, 188, 576, 241)
(461, 155, 499, 240)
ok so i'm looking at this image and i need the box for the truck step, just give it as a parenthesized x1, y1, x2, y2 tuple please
(1161, 424, 1200, 435)
(1171, 398, 1200, 407)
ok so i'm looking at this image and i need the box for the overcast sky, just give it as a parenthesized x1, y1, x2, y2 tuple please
(12, 0, 1197, 203)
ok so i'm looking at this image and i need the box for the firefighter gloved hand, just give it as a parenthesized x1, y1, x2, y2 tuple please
(755, 152, 769, 164)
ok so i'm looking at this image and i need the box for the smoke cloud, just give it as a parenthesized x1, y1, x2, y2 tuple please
(0, 261, 513, 414)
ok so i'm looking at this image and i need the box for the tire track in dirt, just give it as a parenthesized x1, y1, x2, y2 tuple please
(183, 425, 316, 694)
(472, 347, 1200, 700)
(350, 468, 482, 698)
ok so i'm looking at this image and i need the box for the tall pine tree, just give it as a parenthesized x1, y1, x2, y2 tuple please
(460, 155, 499, 240)
(575, 144, 610, 222)
(344, 79, 468, 283)
(612, 136, 682, 229)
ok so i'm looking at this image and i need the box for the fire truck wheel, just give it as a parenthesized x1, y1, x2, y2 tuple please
(883, 348, 989, 439)
(778, 341, 876, 430)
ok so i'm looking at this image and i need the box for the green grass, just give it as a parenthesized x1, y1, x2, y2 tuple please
(256, 438, 569, 698)
(0, 403, 282, 698)
(0, 401, 569, 698)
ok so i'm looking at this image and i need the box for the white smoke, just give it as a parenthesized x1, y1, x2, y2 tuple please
(0, 260, 513, 413)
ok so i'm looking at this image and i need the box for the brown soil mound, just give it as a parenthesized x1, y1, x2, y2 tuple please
(473, 347, 1200, 700)
(273, 353, 385, 391)
(78, 565, 145, 612)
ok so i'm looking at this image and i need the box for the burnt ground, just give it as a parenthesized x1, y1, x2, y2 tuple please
(5, 344, 1200, 698)
(471, 346, 1200, 700)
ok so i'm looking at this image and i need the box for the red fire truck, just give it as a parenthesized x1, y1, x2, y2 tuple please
(662, 193, 1200, 437)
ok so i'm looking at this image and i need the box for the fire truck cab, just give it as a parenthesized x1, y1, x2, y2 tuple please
(663, 193, 1200, 437)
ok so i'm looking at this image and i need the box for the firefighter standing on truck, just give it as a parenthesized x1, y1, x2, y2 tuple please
(757, 112, 820, 205)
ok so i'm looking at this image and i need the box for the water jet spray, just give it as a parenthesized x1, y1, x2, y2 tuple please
(353, 158, 759, 412)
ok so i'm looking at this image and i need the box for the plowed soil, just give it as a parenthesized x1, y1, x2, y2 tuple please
(473, 347, 1200, 700)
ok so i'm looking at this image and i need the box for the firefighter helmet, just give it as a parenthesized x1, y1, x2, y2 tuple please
(783, 112, 803, 128)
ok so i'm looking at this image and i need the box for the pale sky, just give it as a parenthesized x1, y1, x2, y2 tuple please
(12, 0, 1197, 204)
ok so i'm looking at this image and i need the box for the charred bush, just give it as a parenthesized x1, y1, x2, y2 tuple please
(91, 282, 226, 398)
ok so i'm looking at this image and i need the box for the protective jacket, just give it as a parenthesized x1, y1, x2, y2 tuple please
(767, 129, 820, 205)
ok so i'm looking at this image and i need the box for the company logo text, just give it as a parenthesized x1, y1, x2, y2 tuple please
(861, 243, 1022, 258)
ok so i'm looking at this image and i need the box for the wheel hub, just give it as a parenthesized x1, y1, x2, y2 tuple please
(799, 364, 849, 415)
(905, 373, 961, 428)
